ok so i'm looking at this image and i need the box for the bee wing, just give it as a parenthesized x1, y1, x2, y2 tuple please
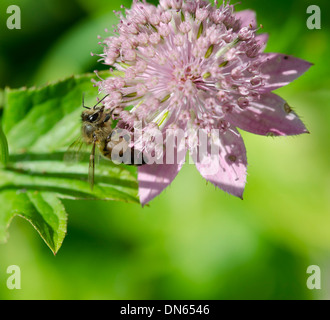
(64, 136, 89, 164)
(65, 137, 101, 190)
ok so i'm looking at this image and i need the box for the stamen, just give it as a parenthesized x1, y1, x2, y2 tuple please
(205, 45, 214, 59)
(197, 22, 204, 39)
(215, 37, 240, 59)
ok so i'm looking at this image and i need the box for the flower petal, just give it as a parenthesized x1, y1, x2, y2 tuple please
(225, 93, 309, 136)
(255, 33, 269, 52)
(138, 137, 186, 206)
(138, 161, 184, 206)
(235, 10, 257, 28)
(258, 53, 313, 92)
(192, 126, 247, 199)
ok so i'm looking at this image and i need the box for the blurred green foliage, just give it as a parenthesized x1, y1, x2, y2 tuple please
(0, 0, 329, 299)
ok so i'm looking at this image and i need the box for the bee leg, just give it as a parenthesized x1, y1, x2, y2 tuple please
(103, 113, 112, 123)
(88, 140, 96, 190)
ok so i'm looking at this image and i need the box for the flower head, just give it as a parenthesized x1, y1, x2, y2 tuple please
(94, 0, 312, 205)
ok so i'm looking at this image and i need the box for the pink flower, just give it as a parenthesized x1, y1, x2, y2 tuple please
(95, 0, 312, 206)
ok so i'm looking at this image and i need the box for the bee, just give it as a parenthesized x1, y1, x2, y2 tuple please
(68, 94, 145, 190)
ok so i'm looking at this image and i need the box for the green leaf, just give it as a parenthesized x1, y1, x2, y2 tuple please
(0, 190, 67, 255)
(0, 89, 7, 166)
(0, 88, 4, 109)
(0, 72, 139, 253)
(0, 124, 9, 166)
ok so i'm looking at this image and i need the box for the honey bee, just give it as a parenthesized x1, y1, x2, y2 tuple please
(67, 94, 145, 190)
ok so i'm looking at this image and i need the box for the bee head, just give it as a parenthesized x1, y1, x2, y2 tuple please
(81, 108, 104, 142)
(81, 107, 103, 123)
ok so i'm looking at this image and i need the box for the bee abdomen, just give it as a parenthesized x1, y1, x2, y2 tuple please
(101, 139, 146, 166)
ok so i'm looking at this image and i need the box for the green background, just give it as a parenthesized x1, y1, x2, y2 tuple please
(0, 0, 329, 299)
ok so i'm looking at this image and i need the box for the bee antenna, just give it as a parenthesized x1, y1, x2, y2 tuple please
(82, 92, 91, 109)
(93, 94, 109, 110)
